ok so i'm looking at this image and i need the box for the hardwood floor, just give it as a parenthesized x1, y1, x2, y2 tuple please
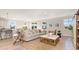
(63, 36, 75, 50)
(0, 36, 75, 50)
(21, 38, 64, 50)
(0, 39, 25, 50)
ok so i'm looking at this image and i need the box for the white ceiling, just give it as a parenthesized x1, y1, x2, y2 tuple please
(0, 9, 77, 21)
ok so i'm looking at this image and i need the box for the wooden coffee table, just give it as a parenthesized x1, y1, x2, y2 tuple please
(40, 34, 60, 46)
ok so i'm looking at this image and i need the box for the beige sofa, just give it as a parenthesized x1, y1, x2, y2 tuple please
(23, 29, 46, 41)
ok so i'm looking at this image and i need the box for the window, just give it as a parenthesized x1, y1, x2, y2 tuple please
(42, 22, 47, 29)
(64, 18, 74, 30)
(8, 20, 16, 29)
(64, 18, 73, 27)
(32, 22, 37, 29)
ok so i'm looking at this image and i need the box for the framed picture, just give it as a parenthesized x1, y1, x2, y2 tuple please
(49, 24, 52, 27)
